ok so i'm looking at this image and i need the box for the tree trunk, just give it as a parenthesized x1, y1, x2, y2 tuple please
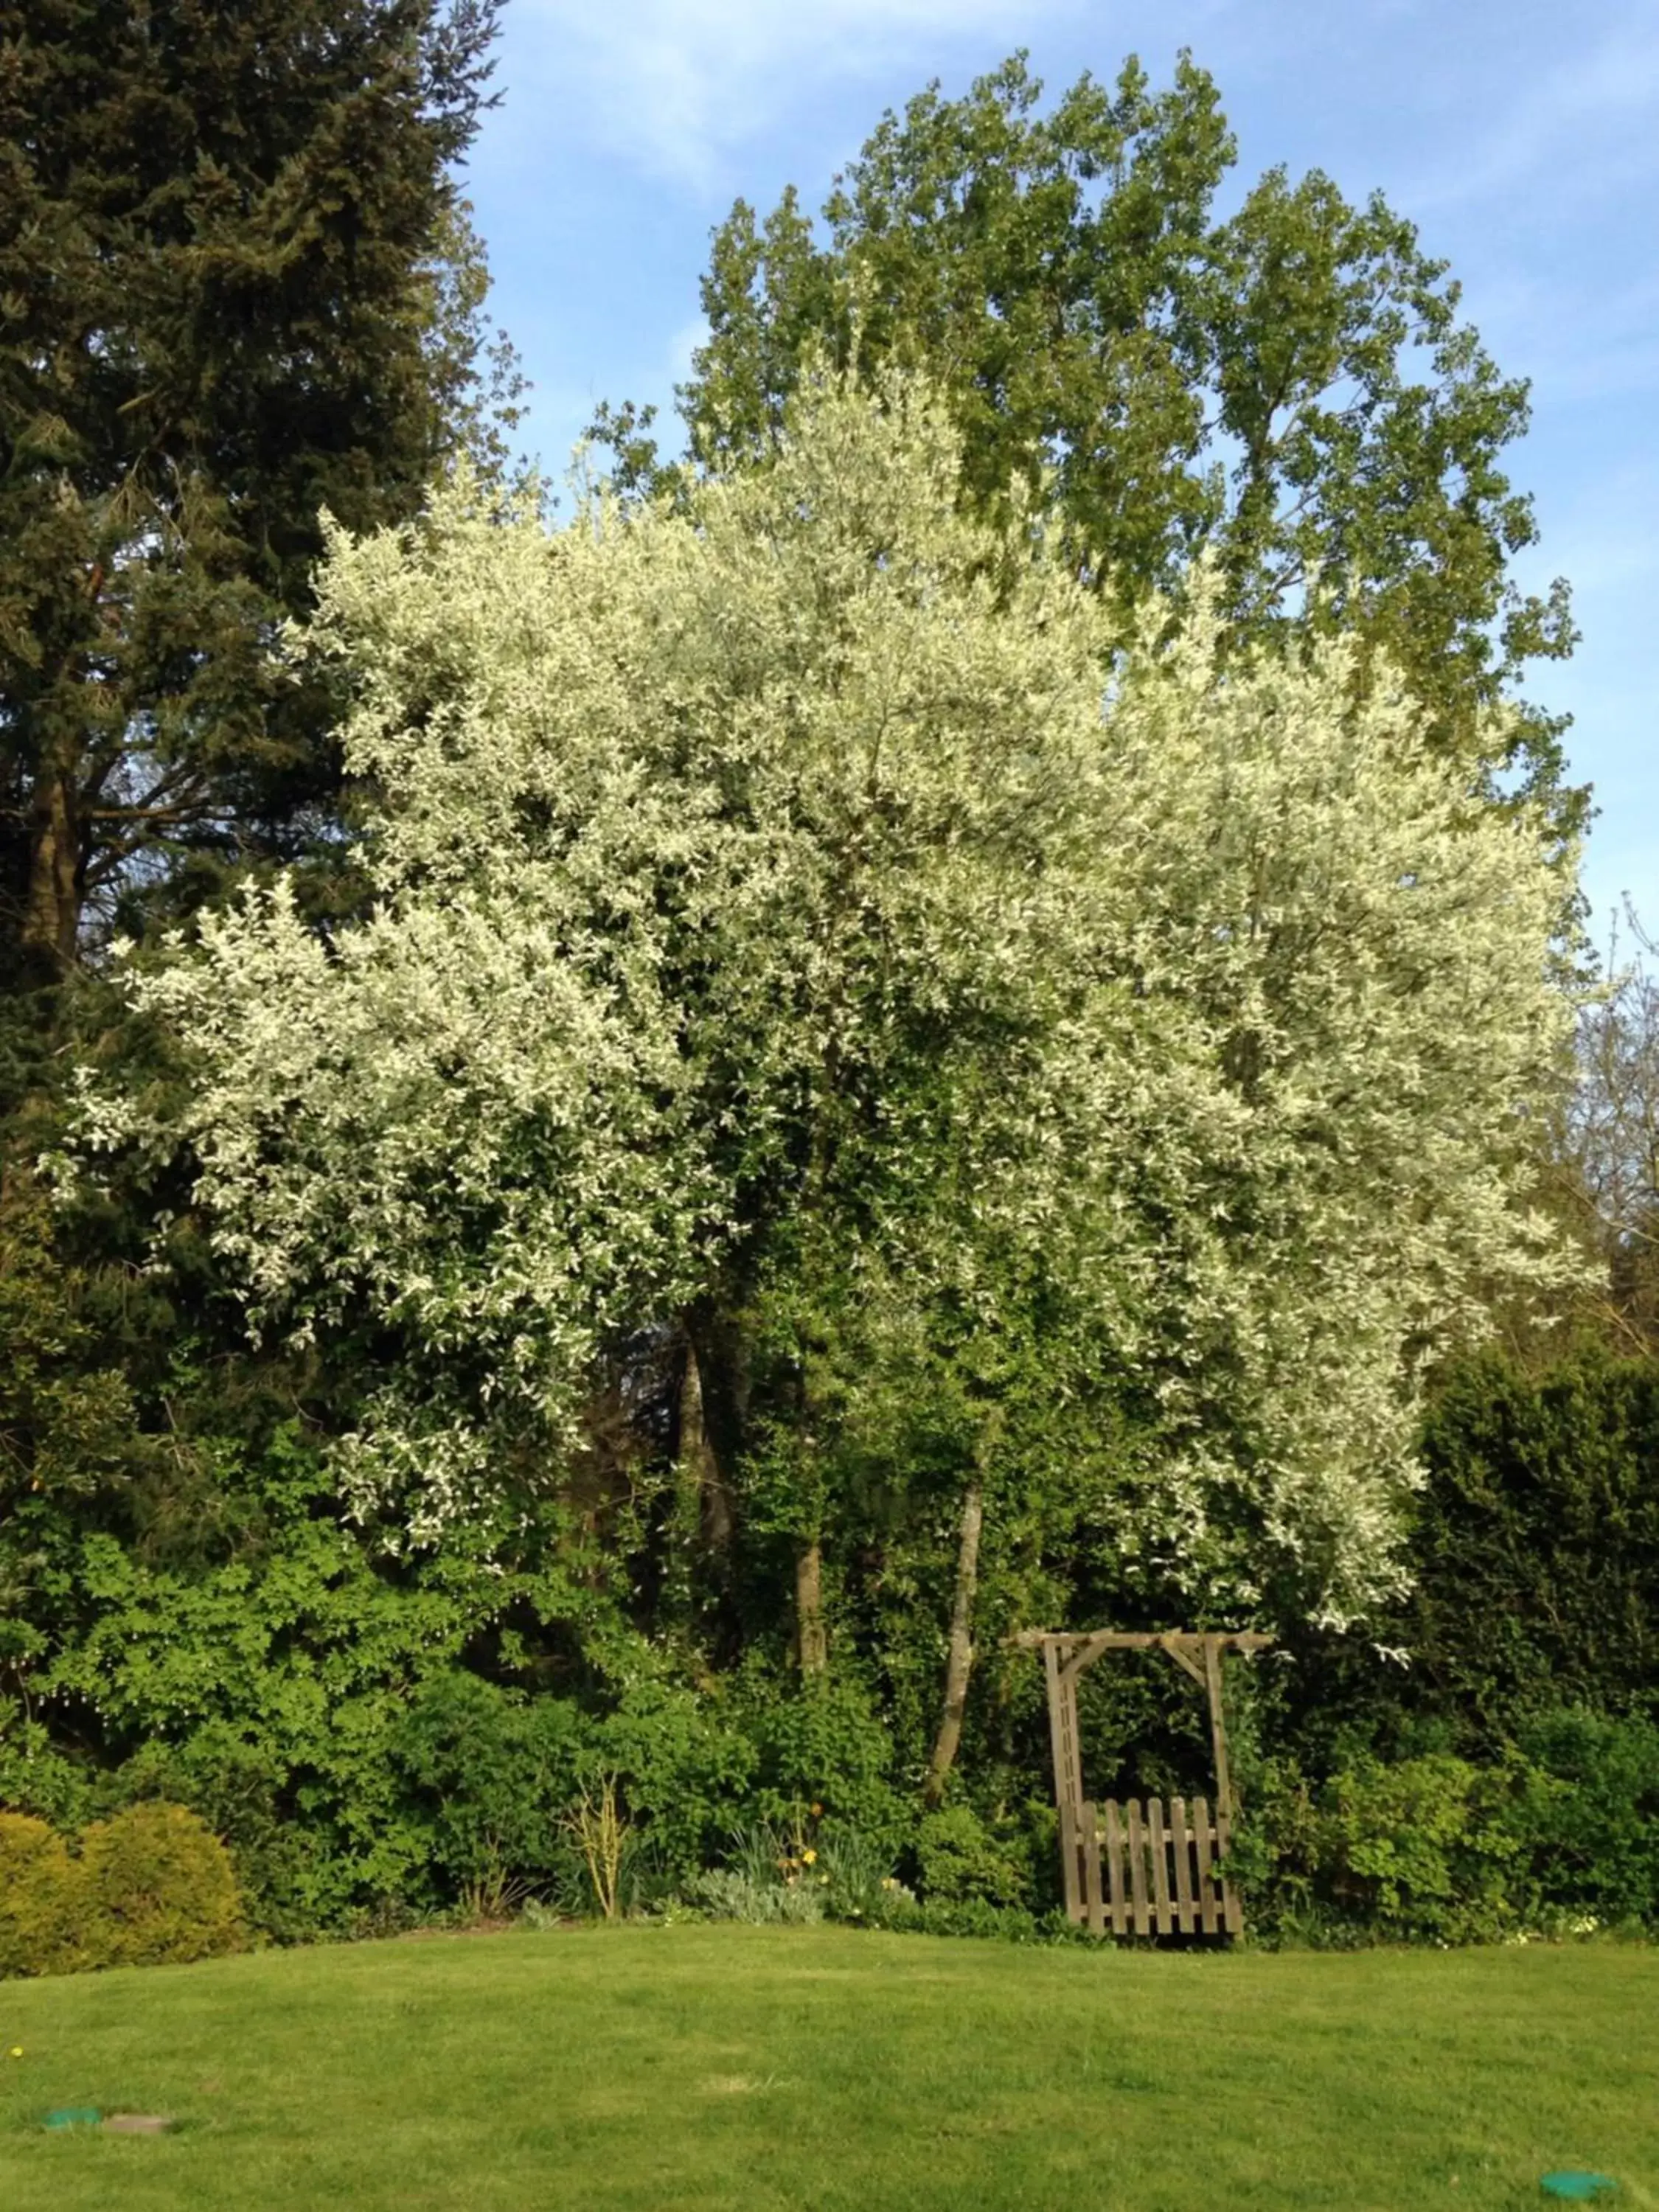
(795, 1539, 827, 1675)
(678, 1333, 734, 1551)
(21, 753, 82, 972)
(923, 1478, 984, 1806)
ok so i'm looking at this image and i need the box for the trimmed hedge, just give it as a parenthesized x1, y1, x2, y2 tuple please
(0, 1801, 245, 1978)
(0, 1812, 79, 1977)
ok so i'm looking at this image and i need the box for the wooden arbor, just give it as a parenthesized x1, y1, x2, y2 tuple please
(1014, 1629, 1274, 1939)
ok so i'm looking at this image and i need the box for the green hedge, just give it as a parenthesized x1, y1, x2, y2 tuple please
(1234, 1710, 1659, 1944)
(1405, 1347, 1659, 1728)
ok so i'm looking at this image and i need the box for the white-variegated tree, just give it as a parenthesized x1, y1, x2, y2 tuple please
(83, 372, 1578, 1780)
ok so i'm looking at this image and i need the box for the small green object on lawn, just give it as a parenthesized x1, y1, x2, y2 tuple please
(43, 2108, 101, 2129)
(1541, 2175, 1618, 2200)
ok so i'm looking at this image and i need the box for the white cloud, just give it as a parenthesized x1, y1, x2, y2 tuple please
(514, 0, 1084, 191)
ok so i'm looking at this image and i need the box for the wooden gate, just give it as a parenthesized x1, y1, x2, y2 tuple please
(1069, 1794, 1241, 1938)
(1017, 1629, 1273, 1942)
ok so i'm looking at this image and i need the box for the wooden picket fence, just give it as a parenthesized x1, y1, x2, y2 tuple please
(1069, 1794, 1242, 1938)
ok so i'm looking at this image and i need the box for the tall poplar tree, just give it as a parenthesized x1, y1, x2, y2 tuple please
(0, 0, 506, 987)
(608, 52, 1577, 815)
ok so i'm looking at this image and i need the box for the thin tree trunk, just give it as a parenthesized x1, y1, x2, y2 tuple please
(678, 1333, 734, 1551)
(796, 1539, 827, 1675)
(21, 754, 81, 971)
(923, 1478, 984, 1806)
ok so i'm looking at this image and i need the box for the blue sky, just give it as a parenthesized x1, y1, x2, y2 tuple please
(462, 0, 1657, 933)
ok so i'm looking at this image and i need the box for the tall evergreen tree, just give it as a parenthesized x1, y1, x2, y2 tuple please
(0, 0, 506, 984)
(0, 1, 512, 1645)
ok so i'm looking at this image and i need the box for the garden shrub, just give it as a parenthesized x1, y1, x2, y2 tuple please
(100, 1732, 338, 1946)
(914, 1804, 1029, 1907)
(1514, 1708, 1659, 1929)
(388, 1673, 591, 1913)
(0, 1722, 94, 1833)
(595, 1678, 758, 1885)
(2, 1419, 647, 1937)
(0, 1812, 80, 1977)
(1235, 1706, 1659, 1944)
(739, 1674, 911, 1860)
(77, 1801, 246, 1968)
(1408, 1349, 1659, 1729)
(1231, 1752, 1527, 1943)
(1336, 1755, 1517, 1938)
(1, 1801, 247, 1977)
(1286, 1754, 1531, 1943)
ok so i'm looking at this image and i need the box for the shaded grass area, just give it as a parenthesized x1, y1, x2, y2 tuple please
(1, 1924, 1654, 2210)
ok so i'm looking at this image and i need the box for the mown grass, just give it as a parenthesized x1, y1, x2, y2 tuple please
(1, 1923, 1653, 2210)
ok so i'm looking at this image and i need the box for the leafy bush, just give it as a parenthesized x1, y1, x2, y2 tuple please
(594, 1679, 758, 1885)
(739, 1676, 911, 1861)
(1234, 1751, 1529, 1944)
(1237, 1707, 1659, 1945)
(0, 1812, 80, 1977)
(1513, 1708, 1659, 1929)
(77, 1801, 246, 1968)
(691, 1867, 826, 1924)
(914, 1804, 1031, 1907)
(0, 1722, 94, 1833)
(1310, 1754, 1531, 1942)
(98, 1731, 338, 1946)
(389, 1673, 590, 1913)
(1, 1419, 652, 1938)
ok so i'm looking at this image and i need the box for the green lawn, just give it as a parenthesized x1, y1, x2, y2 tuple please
(1, 1924, 1653, 2210)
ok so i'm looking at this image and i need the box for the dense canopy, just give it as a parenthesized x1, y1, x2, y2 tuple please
(83, 372, 1578, 1632)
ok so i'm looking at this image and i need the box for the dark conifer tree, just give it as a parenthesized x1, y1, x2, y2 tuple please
(0, 0, 506, 982)
(0, 1, 512, 1606)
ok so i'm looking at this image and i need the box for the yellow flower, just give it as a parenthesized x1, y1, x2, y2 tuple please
(810, 1803, 823, 1818)
(7, 2048, 21, 2059)
(801, 1848, 817, 1865)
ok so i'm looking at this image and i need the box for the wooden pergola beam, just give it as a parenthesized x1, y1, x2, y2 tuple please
(1011, 1630, 1276, 1654)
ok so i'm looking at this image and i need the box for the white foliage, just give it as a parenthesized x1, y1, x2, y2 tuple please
(85, 372, 1581, 1604)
